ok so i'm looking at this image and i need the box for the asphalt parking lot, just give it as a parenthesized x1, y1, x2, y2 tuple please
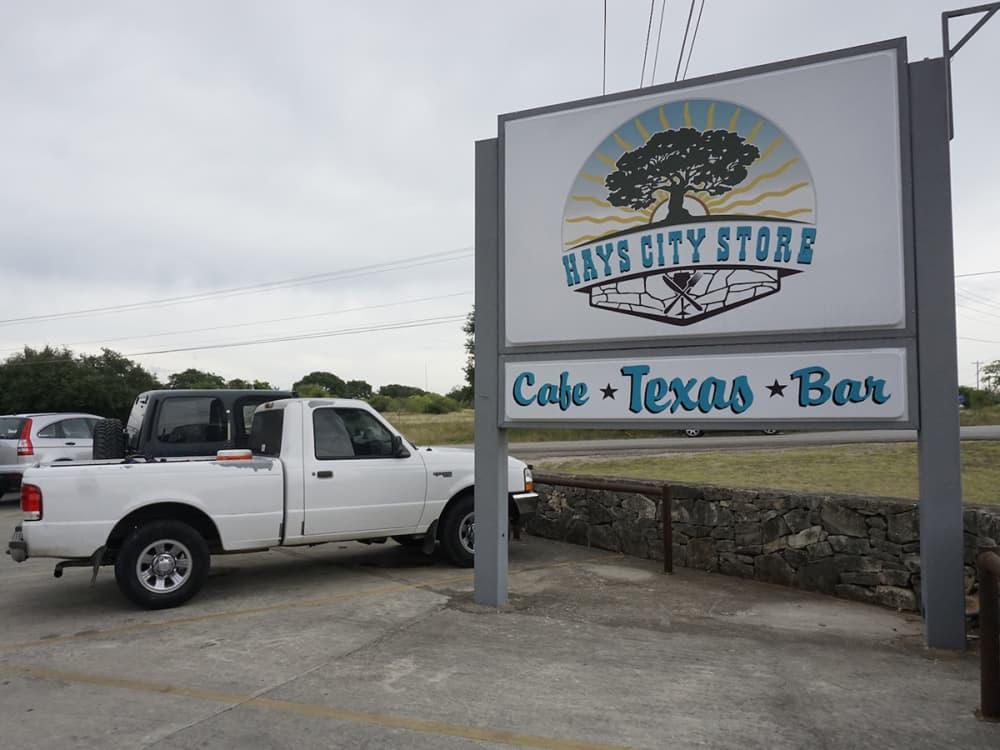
(1, 498, 996, 750)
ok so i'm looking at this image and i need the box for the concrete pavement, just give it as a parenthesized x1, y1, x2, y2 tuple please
(1, 499, 996, 749)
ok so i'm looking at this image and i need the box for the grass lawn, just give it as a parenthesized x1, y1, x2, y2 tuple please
(389, 410, 678, 446)
(536, 441, 1000, 505)
(961, 404, 1000, 426)
(389, 406, 1000, 446)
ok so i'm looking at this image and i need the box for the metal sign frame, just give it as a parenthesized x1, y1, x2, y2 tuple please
(475, 39, 965, 650)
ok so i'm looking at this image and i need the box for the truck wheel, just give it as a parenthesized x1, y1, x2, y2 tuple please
(439, 492, 475, 568)
(92, 418, 126, 460)
(114, 520, 209, 609)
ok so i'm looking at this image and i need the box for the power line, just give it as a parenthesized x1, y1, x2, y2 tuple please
(961, 336, 1000, 344)
(674, 0, 697, 82)
(0, 291, 472, 356)
(681, 0, 706, 80)
(640, 0, 656, 86)
(955, 270, 1000, 278)
(650, 0, 668, 85)
(956, 299, 1000, 320)
(0, 247, 472, 328)
(0, 315, 469, 367)
(957, 288, 1000, 311)
(603, 0, 608, 94)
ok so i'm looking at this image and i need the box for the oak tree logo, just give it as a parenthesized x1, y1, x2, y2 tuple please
(561, 100, 817, 326)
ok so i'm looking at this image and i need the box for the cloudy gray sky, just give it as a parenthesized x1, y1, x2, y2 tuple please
(1, 1, 997, 392)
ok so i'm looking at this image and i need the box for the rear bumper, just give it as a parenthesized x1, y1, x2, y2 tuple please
(7, 524, 27, 563)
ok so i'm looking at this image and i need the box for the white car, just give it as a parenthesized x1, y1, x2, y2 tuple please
(0, 412, 103, 496)
(8, 398, 537, 609)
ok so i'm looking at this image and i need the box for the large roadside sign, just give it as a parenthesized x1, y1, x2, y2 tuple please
(474, 38, 965, 649)
(499, 41, 914, 430)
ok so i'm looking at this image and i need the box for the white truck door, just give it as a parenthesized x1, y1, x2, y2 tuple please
(302, 406, 426, 535)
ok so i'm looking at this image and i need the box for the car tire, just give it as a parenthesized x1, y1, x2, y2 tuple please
(439, 492, 475, 568)
(114, 520, 210, 609)
(92, 418, 126, 460)
(761, 429, 780, 436)
(683, 428, 704, 438)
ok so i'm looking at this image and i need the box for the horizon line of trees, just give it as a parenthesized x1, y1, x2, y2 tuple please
(0, 345, 475, 422)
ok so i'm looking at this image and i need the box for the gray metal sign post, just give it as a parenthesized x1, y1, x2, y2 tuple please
(473, 138, 509, 606)
(911, 58, 966, 649)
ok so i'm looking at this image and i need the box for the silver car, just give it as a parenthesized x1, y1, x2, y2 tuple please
(0, 413, 103, 497)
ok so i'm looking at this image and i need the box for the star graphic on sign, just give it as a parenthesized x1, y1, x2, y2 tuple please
(766, 379, 787, 398)
(600, 383, 618, 400)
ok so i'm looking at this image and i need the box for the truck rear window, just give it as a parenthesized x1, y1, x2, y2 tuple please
(0, 418, 25, 439)
(250, 411, 283, 457)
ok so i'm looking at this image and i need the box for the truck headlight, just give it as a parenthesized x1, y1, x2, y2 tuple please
(524, 467, 534, 493)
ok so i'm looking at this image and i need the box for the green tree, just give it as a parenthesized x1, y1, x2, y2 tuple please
(378, 383, 425, 398)
(77, 349, 162, 419)
(983, 360, 1000, 393)
(167, 368, 227, 389)
(463, 307, 475, 393)
(294, 371, 346, 396)
(0, 346, 160, 421)
(446, 385, 472, 406)
(343, 379, 373, 400)
(253, 379, 275, 390)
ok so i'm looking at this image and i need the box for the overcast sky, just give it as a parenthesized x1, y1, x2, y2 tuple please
(1, 1, 997, 393)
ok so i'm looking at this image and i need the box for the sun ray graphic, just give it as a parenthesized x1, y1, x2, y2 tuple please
(562, 99, 815, 250)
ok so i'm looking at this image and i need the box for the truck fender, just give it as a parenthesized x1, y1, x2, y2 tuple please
(436, 487, 520, 538)
(105, 502, 222, 556)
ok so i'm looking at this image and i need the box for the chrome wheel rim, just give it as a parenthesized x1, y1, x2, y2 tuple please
(458, 512, 475, 555)
(136, 539, 192, 594)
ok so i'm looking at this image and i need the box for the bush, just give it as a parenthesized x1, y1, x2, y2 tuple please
(369, 395, 391, 412)
(960, 386, 1000, 409)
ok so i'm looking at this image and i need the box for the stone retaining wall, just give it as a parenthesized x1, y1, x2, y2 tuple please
(527, 475, 1000, 611)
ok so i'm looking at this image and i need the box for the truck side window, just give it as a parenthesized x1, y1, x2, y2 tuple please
(334, 408, 394, 458)
(157, 398, 227, 444)
(250, 411, 283, 457)
(313, 409, 355, 459)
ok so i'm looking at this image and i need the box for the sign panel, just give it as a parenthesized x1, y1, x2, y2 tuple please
(504, 348, 908, 423)
(503, 47, 907, 347)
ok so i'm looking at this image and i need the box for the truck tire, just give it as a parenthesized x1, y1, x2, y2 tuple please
(92, 418, 126, 460)
(439, 492, 475, 568)
(114, 520, 210, 609)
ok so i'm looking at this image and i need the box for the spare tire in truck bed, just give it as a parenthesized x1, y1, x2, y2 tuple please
(92, 418, 126, 460)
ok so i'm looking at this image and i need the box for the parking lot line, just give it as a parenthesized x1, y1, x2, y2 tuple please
(0, 553, 623, 656)
(0, 663, 635, 750)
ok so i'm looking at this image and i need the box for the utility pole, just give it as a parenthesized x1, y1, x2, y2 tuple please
(973, 360, 983, 389)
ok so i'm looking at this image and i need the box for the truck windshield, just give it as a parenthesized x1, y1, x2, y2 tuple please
(250, 410, 283, 457)
(0, 418, 25, 439)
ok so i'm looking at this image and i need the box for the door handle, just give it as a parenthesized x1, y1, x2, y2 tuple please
(65, 442, 76, 446)
(316, 470, 334, 479)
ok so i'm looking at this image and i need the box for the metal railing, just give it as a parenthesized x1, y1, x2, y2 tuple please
(979, 550, 1000, 721)
(533, 472, 673, 574)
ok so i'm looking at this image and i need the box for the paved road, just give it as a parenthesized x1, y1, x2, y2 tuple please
(491, 425, 1000, 459)
(0, 527, 993, 749)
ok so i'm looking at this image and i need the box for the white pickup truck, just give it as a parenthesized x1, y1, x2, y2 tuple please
(7, 398, 537, 609)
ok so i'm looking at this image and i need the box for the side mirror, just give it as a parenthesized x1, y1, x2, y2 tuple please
(391, 434, 410, 458)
